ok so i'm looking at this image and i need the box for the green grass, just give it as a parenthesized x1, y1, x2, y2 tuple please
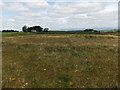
(2, 33, 118, 88)
(1, 31, 120, 36)
(1, 31, 101, 36)
(101, 29, 119, 32)
(1, 32, 36, 36)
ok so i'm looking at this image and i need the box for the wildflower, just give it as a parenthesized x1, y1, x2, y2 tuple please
(44, 69, 46, 71)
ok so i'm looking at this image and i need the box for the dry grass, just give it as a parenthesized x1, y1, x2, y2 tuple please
(2, 34, 119, 88)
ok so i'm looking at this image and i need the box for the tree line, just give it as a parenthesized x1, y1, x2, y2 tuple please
(2, 30, 19, 32)
(22, 25, 48, 32)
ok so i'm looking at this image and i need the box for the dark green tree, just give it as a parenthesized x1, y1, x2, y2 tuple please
(44, 28, 48, 32)
(27, 26, 43, 32)
(22, 25, 27, 32)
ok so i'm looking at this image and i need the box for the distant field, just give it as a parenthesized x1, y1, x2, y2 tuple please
(1, 32, 34, 36)
(1, 31, 100, 36)
(2, 32, 119, 88)
(1, 31, 119, 36)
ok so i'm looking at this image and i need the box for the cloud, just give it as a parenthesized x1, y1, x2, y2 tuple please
(8, 18, 15, 22)
(7, 0, 50, 9)
(48, 2, 105, 18)
(0, 1, 3, 7)
(1, 1, 118, 30)
(88, 3, 118, 20)
(3, 2, 29, 12)
(3, 0, 119, 2)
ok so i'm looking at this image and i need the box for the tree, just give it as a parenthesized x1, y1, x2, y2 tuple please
(22, 25, 27, 32)
(34, 26, 43, 32)
(84, 29, 94, 32)
(44, 28, 48, 32)
(26, 26, 43, 32)
(27, 27, 32, 32)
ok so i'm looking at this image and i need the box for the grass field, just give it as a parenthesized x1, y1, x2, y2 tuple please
(2, 32, 119, 88)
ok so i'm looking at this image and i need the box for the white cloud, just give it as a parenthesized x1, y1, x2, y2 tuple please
(8, 18, 15, 22)
(3, 2, 29, 12)
(0, 1, 3, 8)
(46, 0, 119, 2)
(88, 3, 118, 20)
(24, 0, 50, 9)
(1, 1, 118, 30)
(48, 2, 105, 18)
(20, 11, 42, 17)
(3, 0, 119, 2)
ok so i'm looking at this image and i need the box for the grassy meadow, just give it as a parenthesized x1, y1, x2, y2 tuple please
(2, 32, 119, 88)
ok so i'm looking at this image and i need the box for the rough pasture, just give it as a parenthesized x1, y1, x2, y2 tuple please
(2, 33, 118, 88)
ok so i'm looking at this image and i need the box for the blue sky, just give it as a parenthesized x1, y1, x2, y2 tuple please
(0, 0, 119, 31)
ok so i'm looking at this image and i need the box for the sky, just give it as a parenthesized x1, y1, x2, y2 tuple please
(0, 0, 119, 31)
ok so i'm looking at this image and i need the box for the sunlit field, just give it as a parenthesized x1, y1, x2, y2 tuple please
(2, 32, 119, 88)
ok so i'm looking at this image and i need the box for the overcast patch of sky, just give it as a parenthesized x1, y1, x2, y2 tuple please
(1, 0, 119, 30)
(2, 0, 120, 2)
